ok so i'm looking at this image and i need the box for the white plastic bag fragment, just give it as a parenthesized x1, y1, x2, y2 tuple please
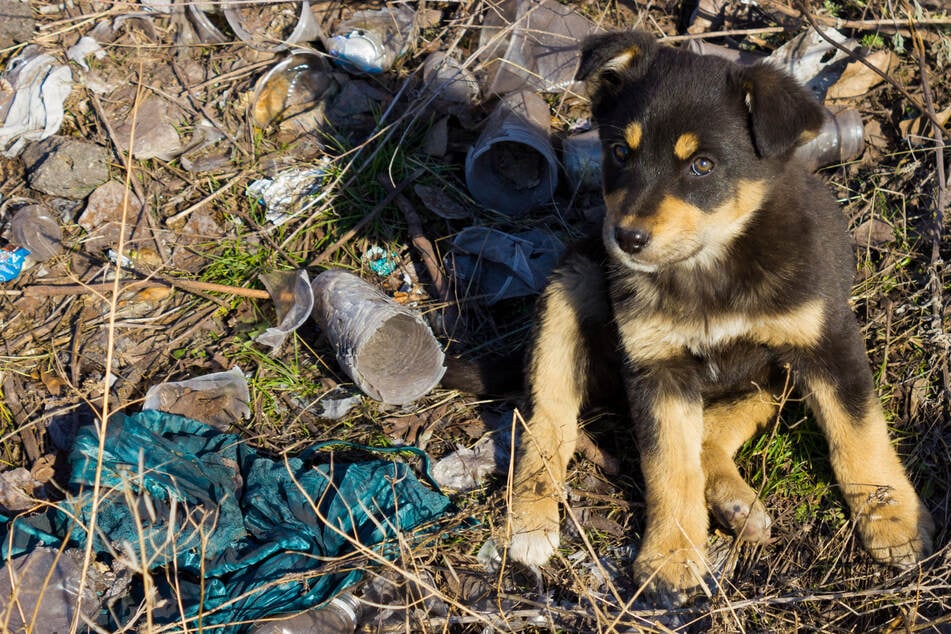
(432, 434, 502, 492)
(256, 269, 314, 351)
(66, 36, 106, 71)
(0, 46, 73, 157)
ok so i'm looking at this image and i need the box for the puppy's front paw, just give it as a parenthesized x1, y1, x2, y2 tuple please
(634, 540, 710, 607)
(706, 475, 772, 544)
(854, 487, 934, 568)
(508, 494, 560, 567)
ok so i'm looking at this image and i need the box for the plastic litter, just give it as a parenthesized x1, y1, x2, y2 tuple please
(251, 53, 336, 130)
(421, 52, 480, 109)
(450, 226, 564, 304)
(0, 410, 456, 633)
(326, 5, 416, 74)
(142, 366, 251, 431)
(0, 547, 103, 632)
(223, 0, 321, 52)
(9, 203, 63, 262)
(766, 27, 857, 99)
(432, 431, 509, 492)
(249, 592, 361, 633)
(362, 246, 399, 277)
(310, 270, 446, 405)
(66, 35, 106, 70)
(562, 127, 601, 192)
(0, 45, 73, 157)
(794, 108, 865, 169)
(0, 246, 30, 282)
(247, 164, 329, 226)
(465, 90, 558, 215)
(187, 2, 229, 44)
(255, 269, 315, 351)
(478, 0, 596, 96)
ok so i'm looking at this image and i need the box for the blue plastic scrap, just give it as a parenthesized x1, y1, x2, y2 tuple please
(0, 410, 456, 632)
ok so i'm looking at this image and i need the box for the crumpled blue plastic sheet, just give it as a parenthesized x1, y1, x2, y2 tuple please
(0, 410, 455, 632)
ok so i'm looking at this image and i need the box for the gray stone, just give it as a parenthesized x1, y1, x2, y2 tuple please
(22, 136, 111, 199)
(0, 0, 35, 48)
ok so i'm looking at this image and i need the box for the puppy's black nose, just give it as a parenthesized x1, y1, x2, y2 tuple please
(615, 227, 651, 254)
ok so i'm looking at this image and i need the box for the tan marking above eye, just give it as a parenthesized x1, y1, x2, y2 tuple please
(674, 132, 700, 160)
(625, 122, 643, 150)
(603, 45, 641, 72)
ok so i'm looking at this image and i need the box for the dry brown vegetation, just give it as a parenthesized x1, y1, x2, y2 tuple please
(0, 0, 949, 632)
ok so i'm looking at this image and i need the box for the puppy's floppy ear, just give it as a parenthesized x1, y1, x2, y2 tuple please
(735, 62, 826, 158)
(576, 31, 658, 109)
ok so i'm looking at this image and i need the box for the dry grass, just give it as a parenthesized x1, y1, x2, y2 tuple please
(0, 0, 949, 632)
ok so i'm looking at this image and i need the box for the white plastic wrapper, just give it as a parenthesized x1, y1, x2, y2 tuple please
(0, 46, 73, 157)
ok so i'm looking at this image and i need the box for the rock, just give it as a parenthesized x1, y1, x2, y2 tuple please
(0, 0, 35, 48)
(77, 180, 142, 252)
(21, 136, 110, 199)
(113, 96, 186, 160)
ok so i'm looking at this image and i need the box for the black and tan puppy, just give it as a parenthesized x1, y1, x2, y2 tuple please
(508, 31, 934, 602)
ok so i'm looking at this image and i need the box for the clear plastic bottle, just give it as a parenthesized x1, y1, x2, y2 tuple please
(249, 592, 362, 634)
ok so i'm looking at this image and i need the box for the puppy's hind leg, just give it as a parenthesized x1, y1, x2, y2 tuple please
(508, 251, 610, 568)
(702, 390, 778, 544)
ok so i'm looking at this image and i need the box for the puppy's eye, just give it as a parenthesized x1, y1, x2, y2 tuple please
(690, 156, 715, 176)
(611, 144, 630, 163)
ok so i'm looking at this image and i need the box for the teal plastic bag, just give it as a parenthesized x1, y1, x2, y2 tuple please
(1, 410, 455, 632)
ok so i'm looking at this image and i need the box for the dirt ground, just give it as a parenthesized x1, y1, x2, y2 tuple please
(0, 0, 949, 632)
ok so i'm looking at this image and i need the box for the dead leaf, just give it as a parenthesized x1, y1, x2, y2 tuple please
(39, 369, 64, 396)
(825, 50, 896, 101)
(134, 286, 174, 302)
(414, 183, 470, 219)
(899, 106, 951, 146)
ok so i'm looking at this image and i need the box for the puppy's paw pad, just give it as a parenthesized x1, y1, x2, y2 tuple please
(633, 548, 711, 607)
(712, 497, 772, 544)
(855, 491, 934, 567)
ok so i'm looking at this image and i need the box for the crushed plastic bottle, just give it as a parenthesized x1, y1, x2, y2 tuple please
(249, 592, 362, 634)
(326, 5, 416, 74)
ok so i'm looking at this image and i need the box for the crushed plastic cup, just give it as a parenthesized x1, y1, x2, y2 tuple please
(255, 269, 314, 351)
(465, 90, 558, 215)
(326, 5, 416, 74)
(0, 548, 103, 631)
(9, 203, 64, 262)
(187, 3, 229, 44)
(223, 0, 321, 51)
(251, 52, 336, 129)
(478, 0, 596, 96)
(794, 108, 865, 169)
(143, 366, 251, 431)
(422, 52, 480, 107)
(310, 270, 445, 405)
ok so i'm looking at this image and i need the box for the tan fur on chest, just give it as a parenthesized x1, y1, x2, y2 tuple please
(617, 298, 826, 362)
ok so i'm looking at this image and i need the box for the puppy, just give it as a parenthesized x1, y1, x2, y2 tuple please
(507, 31, 934, 603)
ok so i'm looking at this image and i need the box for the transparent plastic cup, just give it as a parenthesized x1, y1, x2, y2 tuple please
(223, 0, 321, 51)
(310, 270, 445, 405)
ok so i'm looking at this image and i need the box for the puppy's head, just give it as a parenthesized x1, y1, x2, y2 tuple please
(577, 31, 825, 273)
